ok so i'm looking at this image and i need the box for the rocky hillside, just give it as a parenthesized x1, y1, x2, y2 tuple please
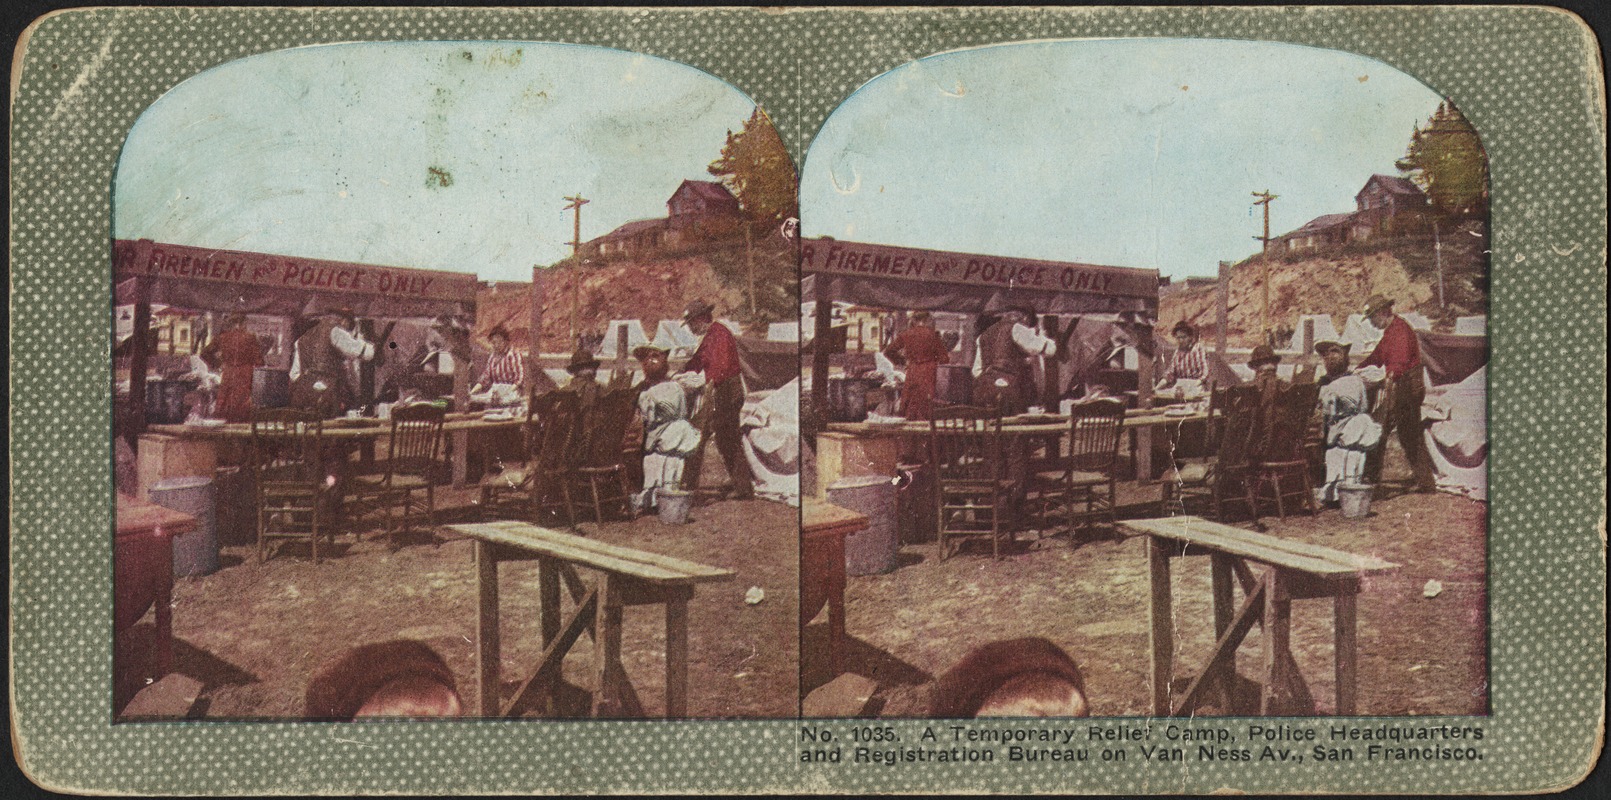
(475, 237, 793, 352)
(1161, 221, 1488, 348)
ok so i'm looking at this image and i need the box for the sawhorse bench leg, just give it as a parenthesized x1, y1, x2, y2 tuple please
(1260, 571, 1291, 716)
(1334, 593, 1357, 715)
(1148, 537, 1173, 716)
(476, 540, 501, 716)
(1210, 553, 1237, 712)
(665, 596, 689, 719)
(593, 575, 625, 717)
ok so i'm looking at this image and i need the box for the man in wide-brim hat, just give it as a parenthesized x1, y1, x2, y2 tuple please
(972, 304, 1057, 415)
(1313, 337, 1381, 505)
(677, 300, 755, 500)
(630, 343, 702, 515)
(557, 347, 604, 414)
(1358, 293, 1435, 492)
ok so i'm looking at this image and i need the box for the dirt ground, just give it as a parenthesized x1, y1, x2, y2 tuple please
(804, 473, 1488, 719)
(116, 477, 799, 720)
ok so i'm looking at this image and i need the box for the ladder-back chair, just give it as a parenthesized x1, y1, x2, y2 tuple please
(929, 403, 1011, 559)
(250, 408, 331, 563)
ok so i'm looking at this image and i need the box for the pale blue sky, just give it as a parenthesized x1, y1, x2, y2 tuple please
(114, 42, 757, 283)
(800, 38, 1445, 280)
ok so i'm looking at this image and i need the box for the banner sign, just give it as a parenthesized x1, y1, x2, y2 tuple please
(800, 237, 1158, 299)
(113, 239, 480, 303)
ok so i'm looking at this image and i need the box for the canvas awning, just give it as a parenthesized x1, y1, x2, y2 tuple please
(113, 239, 477, 319)
(801, 238, 1160, 315)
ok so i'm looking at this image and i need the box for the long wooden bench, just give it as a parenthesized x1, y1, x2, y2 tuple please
(1119, 515, 1400, 716)
(442, 521, 733, 719)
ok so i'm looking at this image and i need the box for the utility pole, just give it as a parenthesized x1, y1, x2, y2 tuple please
(1252, 190, 1278, 346)
(563, 194, 590, 344)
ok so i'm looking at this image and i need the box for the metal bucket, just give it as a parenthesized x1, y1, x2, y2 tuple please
(828, 475, 899, 576)
(1338, 482, 1374, 519)
(148, 476, 219, 577)
(656, 489, 694, 525)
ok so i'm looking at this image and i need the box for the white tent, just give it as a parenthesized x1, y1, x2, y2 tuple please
(596, 319, 649, 358)
(766, 321, 799, 342)
(652, 319, 700, 354)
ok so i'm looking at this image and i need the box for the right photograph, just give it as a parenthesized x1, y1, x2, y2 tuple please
(798, 38, 1488, 719)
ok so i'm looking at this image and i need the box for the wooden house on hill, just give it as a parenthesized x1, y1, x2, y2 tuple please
(1269, 174, 1431, 254)
(582, 180, 743, 261)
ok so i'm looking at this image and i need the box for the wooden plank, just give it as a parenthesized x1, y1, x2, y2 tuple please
(1335, 593, 1358, 715)
(802, 673, 879, 718)
(1121, 517, 1398, 575)
(665, 597, 689, 719)
(446, 521, 733, 583)
(802, 499, 868, 533)
(119, 673, 204, 719)
(1148, 536, 1174, 716)
(475, 539, 502, 717)
(502, 587, 597, 718)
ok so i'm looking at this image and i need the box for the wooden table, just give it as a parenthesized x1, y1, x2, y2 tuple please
(821, 409, 1209, 493)
(1120, 515, 1399, 716)
(147, 413, 525, 489)
(801, 499, 868, 676)
(115, 493, 197, 677)
(442, 521, 734, 719)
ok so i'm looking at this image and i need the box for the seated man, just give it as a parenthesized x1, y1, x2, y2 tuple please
(304, 640, 462, 719)
(928, 637, 1089, 718)
(1315, 340, 1383, 504)
(631, 344, 703, 515)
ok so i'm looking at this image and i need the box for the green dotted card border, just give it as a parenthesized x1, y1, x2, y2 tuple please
(9, 6, 1606, 795)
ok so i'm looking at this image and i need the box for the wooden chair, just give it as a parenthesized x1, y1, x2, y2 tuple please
(1250, 382, 1322, 518)
(347, 404, 446, 546)
(249, 408, 331, 563)
(566, 386, 643, 524)
(1167, 384, 1264, 523)
(481, 391, 584, 525)
(929, 403, 1012, 559)
(1025, 398, 1126, 540)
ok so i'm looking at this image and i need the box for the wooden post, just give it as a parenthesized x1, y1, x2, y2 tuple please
(1041, 315, 1061, 410)
(1147, 537, 1174, 716)
(530, 264, 546, 397)
(1216, 261, 1231, 357)
(475, 540, 502, 717)
(127, 274, 154, 451)
(1334, 592, 1358, 715)
(811, 273, 831, 414)
(665, 596, 689, 719)
(614, 323, 630, 383)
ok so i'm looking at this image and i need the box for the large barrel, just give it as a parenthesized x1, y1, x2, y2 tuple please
(827, 475, 898, 576)
(895, 461, 937, 544)
(148, 476, 219, 577)
(935, 365, 973, 405)
(826, 376, 880, 422)
(253, 367, 291, 409)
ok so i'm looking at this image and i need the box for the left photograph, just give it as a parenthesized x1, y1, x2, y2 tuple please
(111, 42, 801, 720)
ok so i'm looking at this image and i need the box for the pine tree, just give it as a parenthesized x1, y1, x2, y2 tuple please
(1396, 102, 1489, 219)
(708, 108, 800, 224)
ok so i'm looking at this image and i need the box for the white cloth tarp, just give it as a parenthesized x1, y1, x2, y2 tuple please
(740, 378, 801, 505)
(595, 320, 649, 358)
(767, 321, 799, 342)
(652, 319, 700, 355)
(1455, 316, 1487, 335)
(1422, 364, 1487, 501)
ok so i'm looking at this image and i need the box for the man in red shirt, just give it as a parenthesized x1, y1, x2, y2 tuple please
(679, 301, 755, 501)
(1359, 295, 1436, 492)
